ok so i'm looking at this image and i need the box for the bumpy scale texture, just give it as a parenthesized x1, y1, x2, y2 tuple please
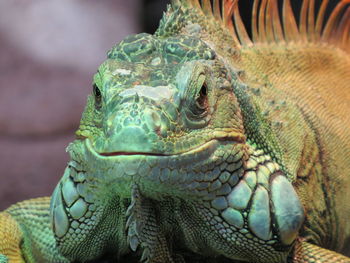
(1, 0, 350, 262)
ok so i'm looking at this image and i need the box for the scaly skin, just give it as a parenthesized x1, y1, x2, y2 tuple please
(1, 0, 350, 262)
(0, 197, 69, 263)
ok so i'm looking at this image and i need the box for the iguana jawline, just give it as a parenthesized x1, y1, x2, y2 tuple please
(91, 139, 218, 158)
(90, 135, 244, 158)
(99, 151, 168, 157)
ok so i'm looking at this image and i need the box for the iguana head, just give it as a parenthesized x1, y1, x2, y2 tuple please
(51, 31, 257, 261)
(51, 29, 303, 260)
(72, 32, 248, 198)
(78, 33, 243, 156)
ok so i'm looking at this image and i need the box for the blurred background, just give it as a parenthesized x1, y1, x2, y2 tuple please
(0, 0, 169, 210)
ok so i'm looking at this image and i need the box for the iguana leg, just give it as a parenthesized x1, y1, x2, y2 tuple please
(292, 241, 350, 263)
(50, 165, 130, 262)
(0, 212, 24, 263)
(126, 184, 181, 263)
(0, 197, 69, 263)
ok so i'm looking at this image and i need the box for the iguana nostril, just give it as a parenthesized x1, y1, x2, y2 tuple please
(144, 109, 162, 133)
(134, 93, 140, 103)
(151, 112, 161, 129)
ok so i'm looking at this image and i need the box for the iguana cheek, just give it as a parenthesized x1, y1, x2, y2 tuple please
(61, 173, 80, 207)
(50, 166, 97, 242)
(247, 186, 271, 241)
(271, 174, 305, 245)
(50, 183, 69, 238)
(206, 153, 304, 247)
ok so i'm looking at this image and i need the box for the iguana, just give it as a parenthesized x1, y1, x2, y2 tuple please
(1, 0, 350, 262)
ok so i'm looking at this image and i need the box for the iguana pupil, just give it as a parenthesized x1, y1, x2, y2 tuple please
(200, 83, 207, 96)
(93, 84, 102, 108)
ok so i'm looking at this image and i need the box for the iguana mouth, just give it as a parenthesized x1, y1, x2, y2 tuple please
(84, 137, 220, 158)
(85, 131, 245, 158)
(86, 134, 244, 158)
(99, 151, 169, 157)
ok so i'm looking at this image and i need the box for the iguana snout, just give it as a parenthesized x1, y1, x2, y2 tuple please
(98, 101, 170, 155)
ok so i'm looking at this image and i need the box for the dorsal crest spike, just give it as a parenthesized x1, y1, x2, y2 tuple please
(168, 0, 350, 53)
(283, 0, 300, 41)
(259, 0, 268, 42)
(307, 0, 316, 40)
(299, 0, 309, 41)
(233, 1, 252, 46)
(323, 1, 349, 40)
(201, 0, 214, 16)
(213, 0, 222, 20)
(265, 0, 275, 43)
(315, 0, 329, 38)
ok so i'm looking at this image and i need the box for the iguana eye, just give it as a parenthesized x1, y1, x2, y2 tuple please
(195, 83, 208, 111)
(93, 84, 102, 109)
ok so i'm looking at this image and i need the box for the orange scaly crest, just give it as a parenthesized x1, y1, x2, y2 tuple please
(171, 0, 350, 53)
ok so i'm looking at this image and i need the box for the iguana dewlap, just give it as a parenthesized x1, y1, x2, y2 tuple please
(1, 0, 350, 262)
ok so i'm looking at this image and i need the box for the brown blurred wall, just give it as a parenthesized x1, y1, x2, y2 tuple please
(0, 0, 140, 210)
